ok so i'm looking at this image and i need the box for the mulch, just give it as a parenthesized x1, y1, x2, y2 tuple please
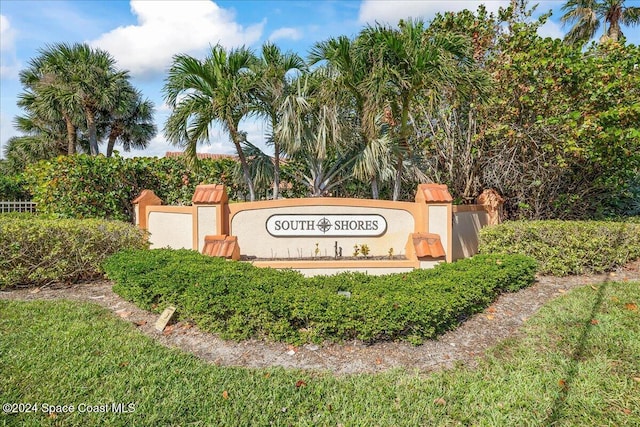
(2, 261, 639, 375)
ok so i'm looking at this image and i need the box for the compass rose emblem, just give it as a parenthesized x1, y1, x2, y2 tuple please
(316, 217, 332, 234)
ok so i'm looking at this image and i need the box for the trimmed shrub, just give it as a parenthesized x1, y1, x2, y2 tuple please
(0, 216, 148, 288)
(103, 250, 536, 345)
(24, 154, 241, 222)
(0, 174, 30, 200)
(478, 220, 640, 276)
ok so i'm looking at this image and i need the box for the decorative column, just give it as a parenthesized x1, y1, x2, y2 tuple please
(414, 184, 453, 263)
(477, 189, 505, 225)
(132, 190, 162, 230)
(191, 184, 231, 253)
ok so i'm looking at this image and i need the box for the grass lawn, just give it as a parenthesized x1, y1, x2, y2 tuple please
(1, 282, 639, 426)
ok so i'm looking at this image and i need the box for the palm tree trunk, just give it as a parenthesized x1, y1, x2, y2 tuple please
(106, 134, 117, 157)
(371, 177, 379, 199)
(273, 141, 280, 200)
(85, 108, 99, 156)
(271, 114, 281, 200)
(392, 154, 403, 201)
(608, 19, 621, 41)
(63, 113, 76, 155)
(106, 123, 123, 157)
(393, 96, 411, 201)
(231, 128, 256, 201)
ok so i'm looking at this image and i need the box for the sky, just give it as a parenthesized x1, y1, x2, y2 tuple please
(1, 0, 638, 160)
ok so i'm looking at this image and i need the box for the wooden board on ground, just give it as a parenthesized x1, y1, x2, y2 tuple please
(155, 306, 176, 331)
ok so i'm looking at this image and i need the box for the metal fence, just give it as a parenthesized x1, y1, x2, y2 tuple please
(0, 201, 37, 213)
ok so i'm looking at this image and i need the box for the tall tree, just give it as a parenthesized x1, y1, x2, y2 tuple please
(164, 45, 259, 201)
(36, 43, 129, 155)
(277, 72, 358, 197)
(415, 6, 499, 202)
(358, 19, 476, 200)
(561, 0, 640, 45)
(2, 115, 68, 174)
(478, 14, 640, 219)
(252, 42, 306, 199)
(309, 35, 391, 199)
(104, 83, 156, 157)
(14, 43, 148, 159)
(18, 52, 81, 155)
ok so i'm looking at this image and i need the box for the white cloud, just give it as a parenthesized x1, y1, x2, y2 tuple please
(89, 1, 265, 78)
(537, 19, 564, 39)
(358, 0, 511, 25)
(0, 111, 17, 158)
(239, 117, 271, 155)
(121, 134, 172, 158)
(198, 141, 236, 155)
(0, 15, 16, 52)
(157, 102, 173, 113)
(0, 14, 20, 79)
(121, 105, 269, 159)
(121, 120, 260, 159)
(269, 27, 303, 42)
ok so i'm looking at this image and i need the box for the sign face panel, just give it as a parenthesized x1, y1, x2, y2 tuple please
(266, 214, 387, 237)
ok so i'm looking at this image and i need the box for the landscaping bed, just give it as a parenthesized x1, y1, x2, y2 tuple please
(103, 249, 537, 345)
(3, 261, 639, 374)
(240, 255, 408, 261)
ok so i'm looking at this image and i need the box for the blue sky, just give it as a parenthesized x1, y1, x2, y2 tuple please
(1, 0, 638, 159)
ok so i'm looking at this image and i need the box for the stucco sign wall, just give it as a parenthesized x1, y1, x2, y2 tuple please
(132, 183, 469, 275)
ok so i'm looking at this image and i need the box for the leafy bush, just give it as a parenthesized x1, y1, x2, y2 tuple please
(478, 220, 640, 276)
(0, 216, 148, 288)
(104, 250, 536, 345)
(0, 174, 30, 200)
(624, 175, 640, 216)
(24, 154, 241, 222)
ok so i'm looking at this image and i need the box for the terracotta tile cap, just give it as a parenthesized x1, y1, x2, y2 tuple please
(412, 232, 446, 259)
(202, 235, 240, 260)
(132, 189, 162, 205)
(415, 184, 453, 203)
(192, 184, 228, 205)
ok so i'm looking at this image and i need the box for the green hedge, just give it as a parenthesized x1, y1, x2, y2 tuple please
(103, 250, 537, 345)
(478, 220, 640, 276)
(0, 174, 30, 200)
(24, 154, 241, 222)
(0, 216, 148, 288)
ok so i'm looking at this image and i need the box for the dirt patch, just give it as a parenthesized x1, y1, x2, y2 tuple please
(2, 261, 639, 375)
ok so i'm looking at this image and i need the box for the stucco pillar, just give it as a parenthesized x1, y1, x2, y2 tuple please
(191, 184, 229, 252)
(414, 184, 453, 263)
(132, 190, 162, 230)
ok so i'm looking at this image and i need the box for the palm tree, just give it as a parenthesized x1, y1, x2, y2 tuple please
(252, 42, 306, 199)
(239, 137, 276, 195)
(104, 83, 156, 157)
(164, 45, 259, 201)
(17, 43, 128, 156)
(2, 114, 69, 173)
(277, 71, 358, 197)
(309, 35, 391, 199)
(39, 43, 127, 155)
(358, 19, 473, 200)
(18, 54, 81, 155)
(561, 0, 640, 45)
